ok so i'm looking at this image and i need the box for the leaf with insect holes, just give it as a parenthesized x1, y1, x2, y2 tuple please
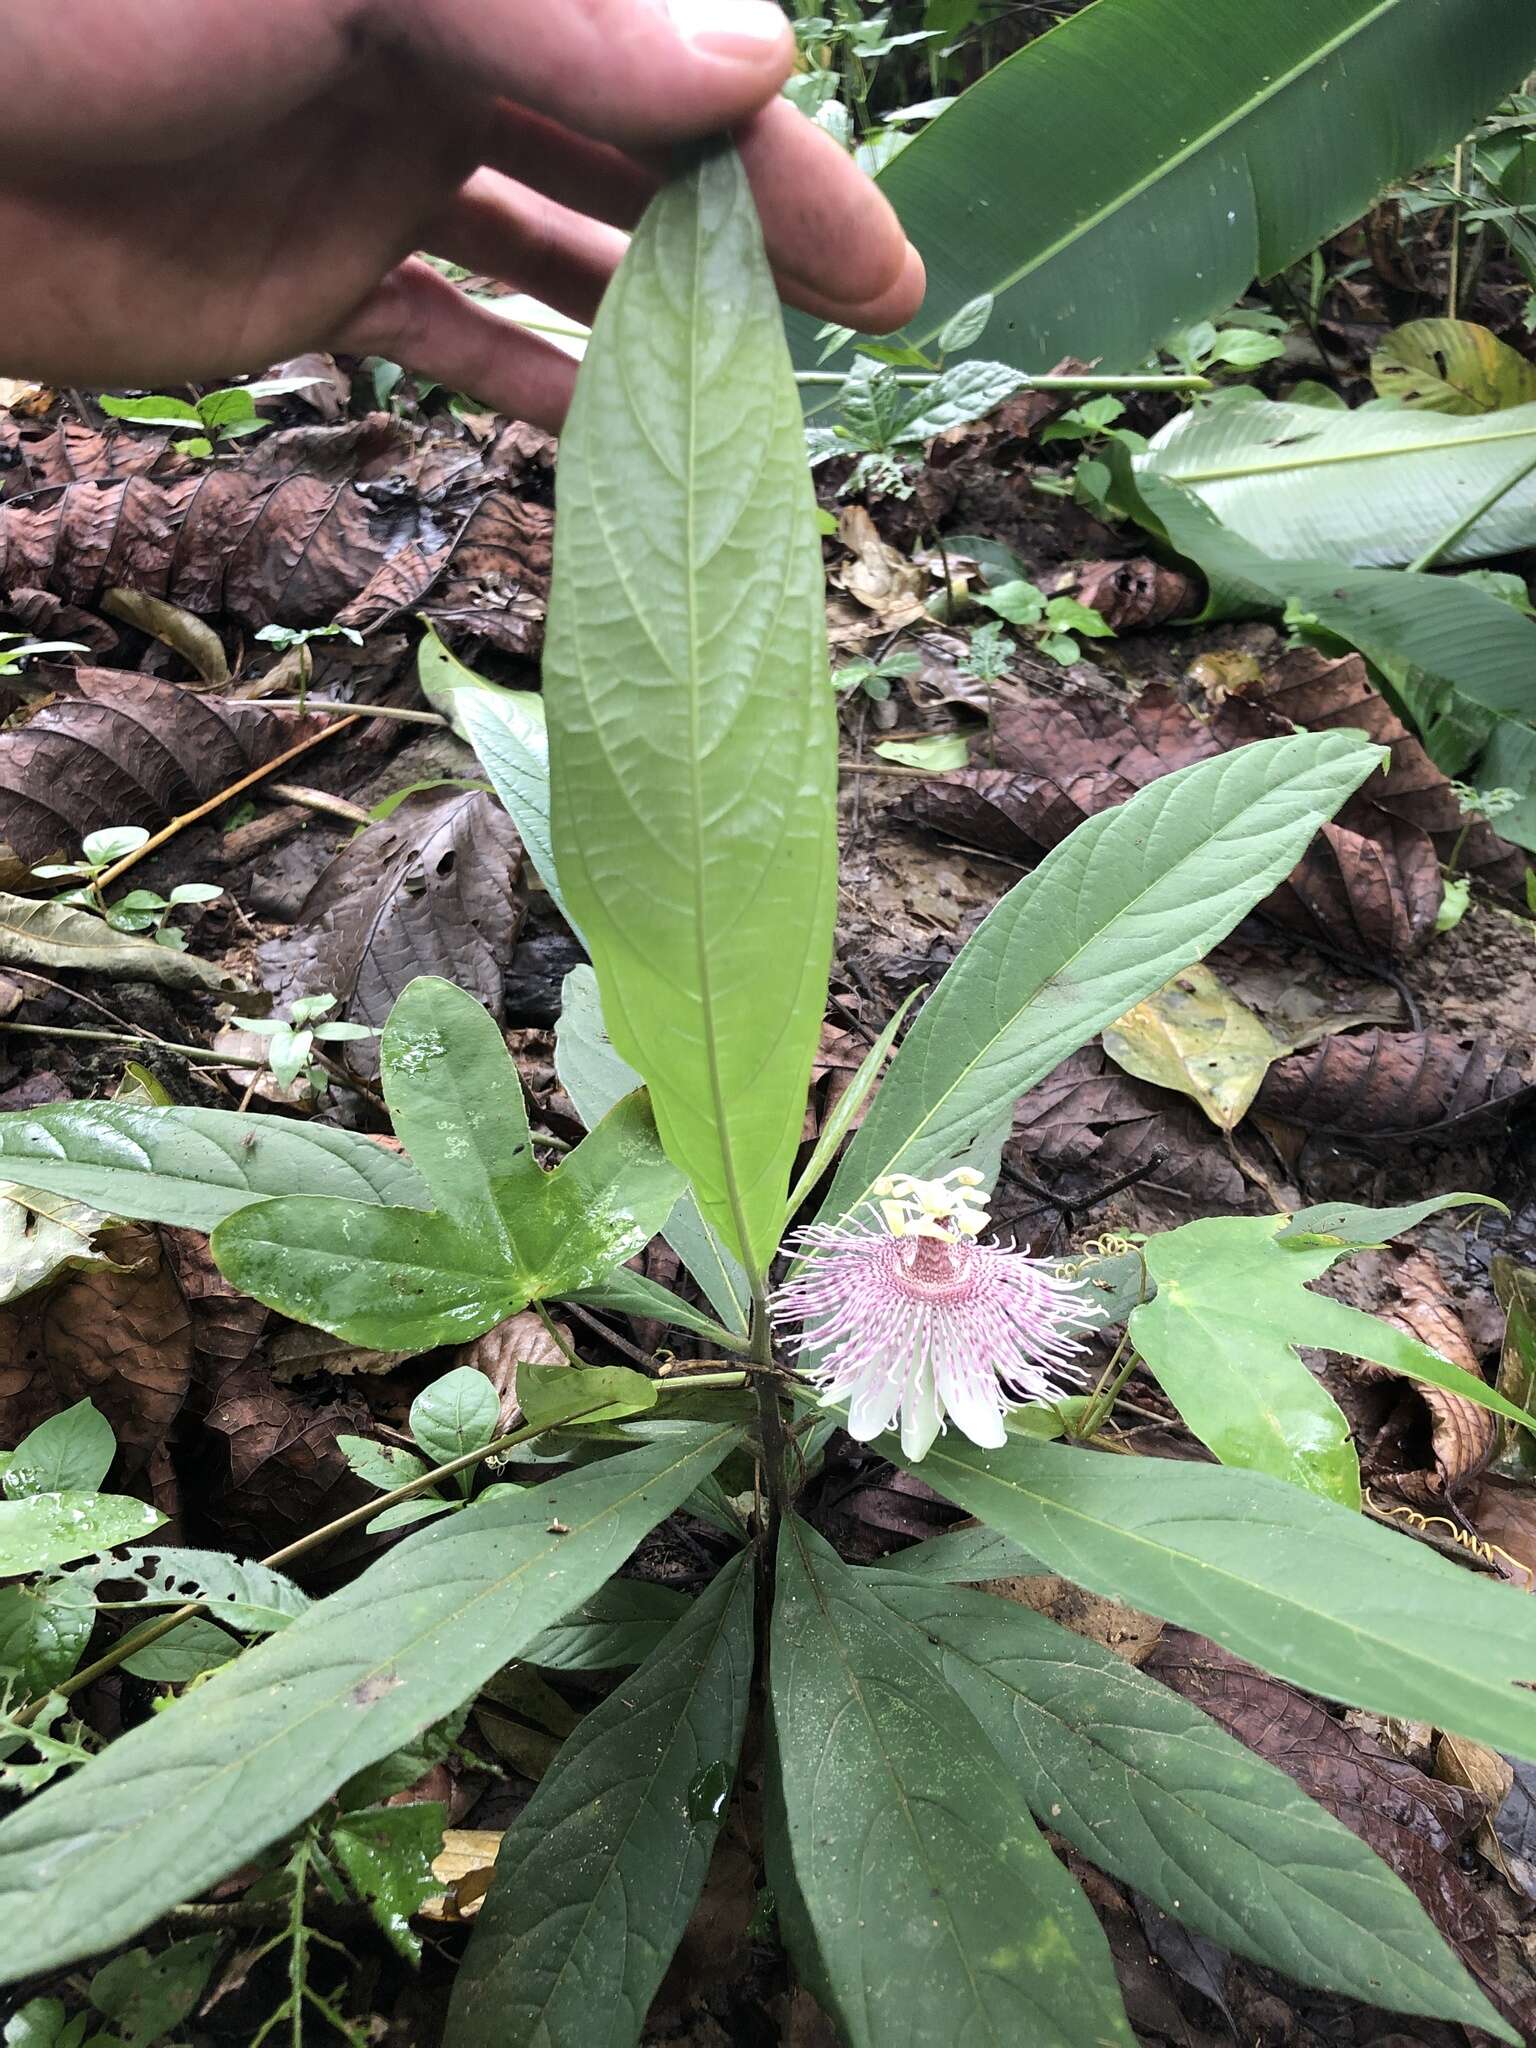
(0, 1424, 742, 1982)
(544, 144, 837, 1277)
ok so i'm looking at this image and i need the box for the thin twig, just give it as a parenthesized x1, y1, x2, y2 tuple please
(252, 699, 447, 726)
(96, 716, 363, 890)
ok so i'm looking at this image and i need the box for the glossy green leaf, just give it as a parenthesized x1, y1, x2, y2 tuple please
(545, 144, 837, 1277)
(556, 966, 749, 1334)
(518, 1580, 690, 1672)
(771, 1516, 1132, 2048)
(0, 1492, 162, 1577)
(212, 1093, 681, 1349)
(1139, 395, 1536, 568)
(409, 1367, 501, 1468)
(447, 1553, 755, 2048)
(821, 733, 1382, 1223)
(1123, 463, 1536, 720)
(516, 1362, 657, 1432)
(0, 1423, 741, 1981)
(4, 1401, 114, 1497)
(790, 0, 1536, 374)
(869, 1573, 1505, 2036)
(1132, 1210, 1532, 1503)
(904, 1433, 1536, 1759)
(0, 1102, 428, 1232)
(381, 977, 532, 1256)
(0, 1579, 95, 1694)
(417, 626, 572, 927)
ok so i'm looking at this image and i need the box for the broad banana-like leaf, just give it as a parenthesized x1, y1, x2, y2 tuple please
(790, 0, 1536, 374)
(1139, 394, 1536, 567)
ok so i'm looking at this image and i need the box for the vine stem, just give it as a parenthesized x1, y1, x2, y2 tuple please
(17, 1373, 747, 1728)
(793, 370, 1213, 393)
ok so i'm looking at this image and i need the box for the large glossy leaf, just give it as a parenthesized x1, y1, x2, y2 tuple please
(903, 1434, 1536, 1760)
(447, 1553, 755, 2048)
(869, 1572, 1507, 2037)
(556, 966, 749, 1334)
(545, 144, 837, 1277)
(417, 626, 572, 928)
(770, 1516, 1133, 2048)
(820, 733, 1381, 1224)
(1123, 463, 1536, 720)
(212, 1094, 681, 1350)
(1132, 1207, 1532, 1504)
(789, 0, 1536, 374)
(1139, 395, 1536, 568)
(381, 976, 532, 1257)
(0, 1424, 741, 1981)
(0, 1102, 428, 1231)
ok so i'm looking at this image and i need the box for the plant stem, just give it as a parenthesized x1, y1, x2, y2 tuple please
(0, 1019, 231, 1063)
(1074, 1329, 1140, 1439)
(749, 1284, 790, 1542)
(793, 370, 1213, 393)
(253, 699, 448, 726)
(17, 1376, 743, 1727)
(1447, 141, 1466, 316)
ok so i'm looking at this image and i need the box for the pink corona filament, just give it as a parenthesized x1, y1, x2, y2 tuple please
(771, 1169, 1094, 1461)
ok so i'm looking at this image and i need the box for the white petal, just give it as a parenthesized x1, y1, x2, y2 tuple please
(935, 1358, 1008, 1450)
(900, 1358, 944, 1460)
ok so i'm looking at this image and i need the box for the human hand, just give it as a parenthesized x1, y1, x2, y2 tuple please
(0, 0, 923, 428)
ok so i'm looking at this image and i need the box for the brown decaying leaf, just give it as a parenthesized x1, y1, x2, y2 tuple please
(1008, 1045, 1246, 1209)
(456, 1309, 569, 1433)
(1046, 556, 1203, 630)
(0, 414, 553, 652)
(1365, 1249, 1498, 1505)
(0, 669, 323, 873)
(1253, 1029, 1531, 1137)
(1147, 1628, 1519, 2025)
(194, 1352, 375, 1563)
(0, 1221, 192, 1475)
(1102, 963, 1281, 1132)
(257, 788, 524, 1076)
(831, 506, 928, 629)
(896, 648, 1528, 965)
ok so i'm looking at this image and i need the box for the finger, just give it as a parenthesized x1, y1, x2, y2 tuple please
(483, 97, 923, 327)
(431, 170, 626, 327)
(392, 0, 796, 153)
(331, 256, 579, 430)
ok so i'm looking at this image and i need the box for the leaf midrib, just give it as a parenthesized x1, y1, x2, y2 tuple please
(1161, 413, 1536, 487)
(909, 0, 1404, 345)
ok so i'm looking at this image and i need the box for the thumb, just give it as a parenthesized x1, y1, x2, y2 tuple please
(396, 0, 797, 151)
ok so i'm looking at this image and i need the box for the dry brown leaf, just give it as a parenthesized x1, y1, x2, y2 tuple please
(0, 1221, 193, 1474)
(457, 1309, 569, 1431)
(1047, 556, 1203, 631)
(421, 1829, 504, 1924)
(1253, 1029, 1531, 1136)
(193, 1353, 374, 1561)
(1263, 815, 1443, 960)
(1373, 1249, 1498, 1504)
(831, 506, 928, 628)
(257, 788, 524, 1076)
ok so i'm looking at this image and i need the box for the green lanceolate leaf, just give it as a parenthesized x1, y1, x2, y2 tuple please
(1138, 395, 1536, 569)
(0, 1492, 162, 1577)
(0, 1578, 95, 1695)
(868, 1573, 1507, 2038)
(556, 966, 750, 1334)
(1275, 1189, 1502, 1248)
(0, 1103, 429, 1232)
(771, 1516, 1133, 2048)
(903, 1434, 1536, 1761)
(871, 1520, 1045, 1583)
(447, 1552, 755, 2048)
(517, 1580, 690, 1672)
(1131, 1208, 1533, 1504)
(789, 0, 1536, 375)
(0, 1424, 741, 1981)
(545, 144, 837, 1277)
(380, 977, 532, 1256)
(821, 733, 1382, 1224)
(417, 626, 572, 928)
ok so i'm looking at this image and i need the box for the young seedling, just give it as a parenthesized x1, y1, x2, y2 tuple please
(98, 375, 325, 458)
(979, 576, 1117, 666)
(235, 994, 379, 1093)
(31, 827, 223, 948)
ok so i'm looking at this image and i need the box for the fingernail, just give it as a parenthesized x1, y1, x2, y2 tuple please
(666, 0, 790, 59)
